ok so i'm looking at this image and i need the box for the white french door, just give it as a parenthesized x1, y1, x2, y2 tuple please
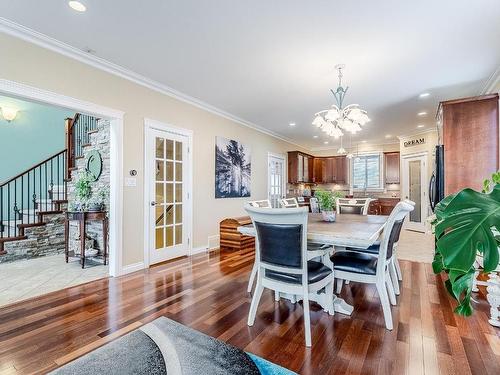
(146, 123, 191, 264)
(402, 153, 428, 232)
(268, 153, 285, 208)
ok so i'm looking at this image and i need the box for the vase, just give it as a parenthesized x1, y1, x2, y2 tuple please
(321, 210, 336, 222)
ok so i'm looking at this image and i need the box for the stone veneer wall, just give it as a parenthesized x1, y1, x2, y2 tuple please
(67, 118, 110, 256)
(1, 213, 65, 263)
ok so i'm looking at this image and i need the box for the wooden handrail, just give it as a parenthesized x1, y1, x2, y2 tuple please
(0, 149, 67, 187)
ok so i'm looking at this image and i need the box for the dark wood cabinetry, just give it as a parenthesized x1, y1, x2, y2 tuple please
(368, 198, 399, 215)
(384, 152, 400, 184)
(288, 151, 313, 183)
(440, 94, 499, 195)
(310, 156, 348, 183)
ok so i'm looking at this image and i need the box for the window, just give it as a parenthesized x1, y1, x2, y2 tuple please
(352, 153, 382, 190)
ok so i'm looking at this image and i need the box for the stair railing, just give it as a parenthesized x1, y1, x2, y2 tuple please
(0, 150, 67, 239)
(66, 113, 98, 179)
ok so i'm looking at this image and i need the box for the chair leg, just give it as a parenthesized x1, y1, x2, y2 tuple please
(385, 274, 397, 306)
(247, 263, 257, 293)
(274, 290, 280, 302)
(303, 293, 312, 347)
(390, 259, 400, 296)
(336, 279, 343, 294)
(247, 279, 264, 326)
(345, 280, 350, 285)
(326, 279, 335, 316)
(376, 282, 393, 330)
(395, 257, 403, 281)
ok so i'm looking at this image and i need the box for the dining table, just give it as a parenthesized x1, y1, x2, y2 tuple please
(238, 213, 389, 316)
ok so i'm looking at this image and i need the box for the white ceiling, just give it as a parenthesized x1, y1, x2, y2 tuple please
(1, 0, 499, 149)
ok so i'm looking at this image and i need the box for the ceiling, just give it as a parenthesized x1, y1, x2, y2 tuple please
(1, 0, 499, 150)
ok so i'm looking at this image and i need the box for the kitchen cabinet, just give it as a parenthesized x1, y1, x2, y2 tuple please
(384, 152, 400, 184)
(288, 152, 348, 184)
(439, 94, 499, 195)
(288, 151, 314, 183)
(368, 198, 399, 215)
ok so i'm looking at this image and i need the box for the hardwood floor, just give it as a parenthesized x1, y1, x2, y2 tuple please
(0, 248, 499, 374)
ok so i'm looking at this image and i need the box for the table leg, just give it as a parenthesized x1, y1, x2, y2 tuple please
(64, 217, 69, 263)
(103, 217, 108, 266)
(80, 219, 85, 269)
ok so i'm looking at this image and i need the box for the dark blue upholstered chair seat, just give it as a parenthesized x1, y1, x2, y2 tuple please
(345, 244, 380, 255)
(330, 251, 378, 275)
(265, 261, 332, 284)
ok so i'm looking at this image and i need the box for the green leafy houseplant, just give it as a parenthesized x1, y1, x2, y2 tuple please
(314, 190, 345, 211)
(432, 171, 500, 316)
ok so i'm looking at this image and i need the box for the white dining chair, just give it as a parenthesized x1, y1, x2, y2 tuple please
(248, 199, 272, 208)
(309, 197, 320, 213)
(336, 198, 372, 215)
(244, 203, 334, 347)
(247, 197, 333, 294)
(280, 197, 299, 208)
(330, 201, 414, 330)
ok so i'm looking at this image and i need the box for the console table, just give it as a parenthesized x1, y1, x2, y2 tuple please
(65, 211, 108, 269)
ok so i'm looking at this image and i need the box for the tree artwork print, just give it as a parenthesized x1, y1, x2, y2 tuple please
(215, 137, 251, 198)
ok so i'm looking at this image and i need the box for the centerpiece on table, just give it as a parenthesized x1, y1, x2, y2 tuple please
(314, 190, 345, 222)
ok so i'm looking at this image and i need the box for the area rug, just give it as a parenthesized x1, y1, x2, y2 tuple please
(51, 317, 296, 375)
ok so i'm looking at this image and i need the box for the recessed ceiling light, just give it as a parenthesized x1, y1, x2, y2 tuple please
(313, 135, 318, 138)
(417, 111, 427, 116)
(417, 124, 425, 128)
(324, 141, 329, 145)
(419, 92, 430, 98)
(69, 1, 86, 12)
(385, 134, 392, 139)
(361, 140, 367, 143)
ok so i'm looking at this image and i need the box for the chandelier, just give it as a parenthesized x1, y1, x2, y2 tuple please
(312, 64, 370, 139)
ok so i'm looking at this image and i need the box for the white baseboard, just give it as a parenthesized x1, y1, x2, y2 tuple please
(208, 234, 220, 250)
(191, 246, 208, 255)
(120, 261, 145, 275)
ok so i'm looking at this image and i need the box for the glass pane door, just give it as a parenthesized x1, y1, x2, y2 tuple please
(408, 160, 421, 223)
(268, 155, 284, 208)
(150, 128, 189, 264)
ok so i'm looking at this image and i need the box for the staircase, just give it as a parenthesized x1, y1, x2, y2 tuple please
(0, 113, 98, 257)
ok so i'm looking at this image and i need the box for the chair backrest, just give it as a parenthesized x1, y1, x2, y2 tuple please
(248, 199, 272, 208)
(336, 198, 372, 215)
(309, 197, 320, 213)
(280, 197, 299, 208)
(244, 204, 309, 281)
(376, 201, 414, 275)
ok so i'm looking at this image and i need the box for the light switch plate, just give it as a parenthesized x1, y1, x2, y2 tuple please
(125, 177, 137, 187)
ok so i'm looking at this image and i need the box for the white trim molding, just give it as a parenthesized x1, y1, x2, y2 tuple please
(310, 140, 399, 152)
(143, 118, 194, 267)
(191, 246, 209, 255)
(0, 79, 125, 277)
(0, 17, 307, 150)
(121, 262, 146, 275)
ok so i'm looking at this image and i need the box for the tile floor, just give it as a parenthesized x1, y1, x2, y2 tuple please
(0, 254, 108, 307)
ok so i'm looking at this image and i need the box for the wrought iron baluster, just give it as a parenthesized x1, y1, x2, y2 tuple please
(7, 183, 10, 237)
(0, 186, 3, 238)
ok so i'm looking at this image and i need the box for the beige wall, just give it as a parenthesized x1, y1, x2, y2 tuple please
(0, 33, 307, 266)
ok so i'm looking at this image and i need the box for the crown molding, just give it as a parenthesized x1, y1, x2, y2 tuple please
(310, 140, 399, 152)
(0, 17, 308, 150)
(396, 128, 437, 140)
(481, 65, 500, 94)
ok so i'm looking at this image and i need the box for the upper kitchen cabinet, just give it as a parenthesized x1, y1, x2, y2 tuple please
(323, 156, 348, 183)
(313, 157, 326, 183)
(439, 94, 499, 195)
(384, 152, 400, 184)
(288, 151, 314, 183)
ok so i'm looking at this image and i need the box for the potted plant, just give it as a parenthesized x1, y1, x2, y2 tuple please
(73, 170, 93, 211)
(432, 171, 500, 316)
(315, 190, 345, 222)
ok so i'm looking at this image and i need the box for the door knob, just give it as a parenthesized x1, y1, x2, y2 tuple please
(151, 201, 156, 206)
